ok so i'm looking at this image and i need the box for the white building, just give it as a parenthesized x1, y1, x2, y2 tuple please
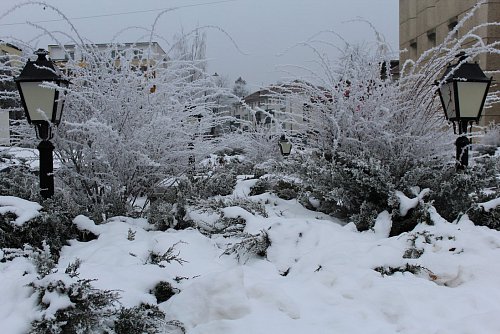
(233, 82, 312, 134)
(48, 42, 168, 70)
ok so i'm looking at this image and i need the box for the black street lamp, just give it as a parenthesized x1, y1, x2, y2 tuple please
(278, 135, 292, 156)
(436, 52, 492, 169)
(15, 49, 69, 198)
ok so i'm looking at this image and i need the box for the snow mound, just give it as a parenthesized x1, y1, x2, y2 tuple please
(0, 196, 42, 226)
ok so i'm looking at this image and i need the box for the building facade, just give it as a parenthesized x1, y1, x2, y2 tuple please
(48, 42, 167, 70)
(399, 0, 500, 125)
(0, 42, 22, 145)
(233, 84, 308, 133)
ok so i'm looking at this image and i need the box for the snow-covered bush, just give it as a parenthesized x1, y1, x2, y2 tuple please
(276, 3, 499, 232)
(3, 2, 237, 219)
(0, 194, 81, 256)
(150, 281, 178, 304)
(0, 164, 37, 200)
(223, 230, 271, 263)
(201, 215, 246, 237)
(469, 202, 500, 230)
(272, 179, 301, 200)
(249, 178, 271, 196)
(29, 261, 176, 334)
(297, 152, 393, 226)
(114, 304, 171, 334)
(388, 191, 434, 236)
(50, 35, 231, 220)
(196, 197, 267, 218)
(199, 172, 238, 197)
(148, 201, 189, 231)
(146, 242, 187, 267)
(398, 156, 499, 222)
(477, 123, 500, 155)
(29, 262, 121, 334)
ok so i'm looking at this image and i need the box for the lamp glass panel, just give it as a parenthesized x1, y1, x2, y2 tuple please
(456, 81, 488, 119)
(54, 91, 65, 124)
(440, 82, 456, 119)
(280, 142, 292, 155)
(20, 81, 56, 121)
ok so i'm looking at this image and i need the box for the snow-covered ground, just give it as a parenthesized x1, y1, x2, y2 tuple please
(1, 177, 500, 333)
(0, 146, 41, 172)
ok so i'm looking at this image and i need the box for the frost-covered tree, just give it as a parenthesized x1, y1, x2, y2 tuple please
(1, 2, 235, 219)
(269, 2, 500, 230)
(52, 40, 233, 219)
(232, 76, 248, 98)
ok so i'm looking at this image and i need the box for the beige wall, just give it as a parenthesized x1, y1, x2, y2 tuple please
(0, 111, 9, 145)
(0, 43, 22, 146)
(400, 0, 500, 125)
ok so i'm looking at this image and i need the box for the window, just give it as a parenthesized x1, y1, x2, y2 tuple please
(409, 39, 417, 59)
(133, 49, 143, 59)
(255, 111, 261, 123)
(427, 29, 436, 48)
(448, 18, 458, 39)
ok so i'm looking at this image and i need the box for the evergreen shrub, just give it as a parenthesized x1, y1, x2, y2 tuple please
(0, 194, 83, 257)
(0, 164, 37, 200)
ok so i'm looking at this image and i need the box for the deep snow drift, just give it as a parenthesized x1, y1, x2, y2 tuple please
(1, 176, 500, 333)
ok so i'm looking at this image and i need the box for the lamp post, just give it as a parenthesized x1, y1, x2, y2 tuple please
(15, 49, 69, 198)
(436, 52, 492, 169)
(278, 135, 292, 156)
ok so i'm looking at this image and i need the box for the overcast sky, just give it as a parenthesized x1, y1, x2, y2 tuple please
(0, 0, 398, 89)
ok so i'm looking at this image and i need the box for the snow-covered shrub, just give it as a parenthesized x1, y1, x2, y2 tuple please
(177, 172, 238, 201)
(350, 201, 381, 232)
(224, 158, 255, 176)
(0, 195, 81, 256)
(146, 242, 187, 267)
(151, 281, 178, 304)
(147, 201, 189, 231)
(29, 261, 177, 334)
(249, 174, 302, 200)
(198, 197, 267, 217)
(226, 198, 268, 217)
(31, 242, 57, 278)
(212, 149, 255, 175)
(114, 304, 169, 334)
(0, 165, 37, 200)
(477, 124, 500, 155)
(192, 197, 267, 238)
(249, 178, 271, 196)
(469, 204, 500, 230)
(29, 263, 120, 334)
(413, 158, 498, 223)
(196, 214, 246, 237)
(276, 3, 499, 231)
(147, 170, 238, 231)
(223, 230, 271, 263)
(374, 263, 435, 278)
(298, 152, 394, 228)
(387, 189, 434, 236)
(13, 33, 233, 220)
(467, 176, 500, 230)
(200, 172, 237, 197)
(273, 179, 301, 200)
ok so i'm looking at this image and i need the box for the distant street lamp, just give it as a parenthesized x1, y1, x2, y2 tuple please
(278, 135, 292, 156)
(15, 49, 69, 198)
(436, 52, 492, 169)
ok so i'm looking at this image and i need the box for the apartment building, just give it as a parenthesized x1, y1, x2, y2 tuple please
(233, 83, 309, 133)
(48, 41, 168, 70)
(399, 0, 500, 125)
